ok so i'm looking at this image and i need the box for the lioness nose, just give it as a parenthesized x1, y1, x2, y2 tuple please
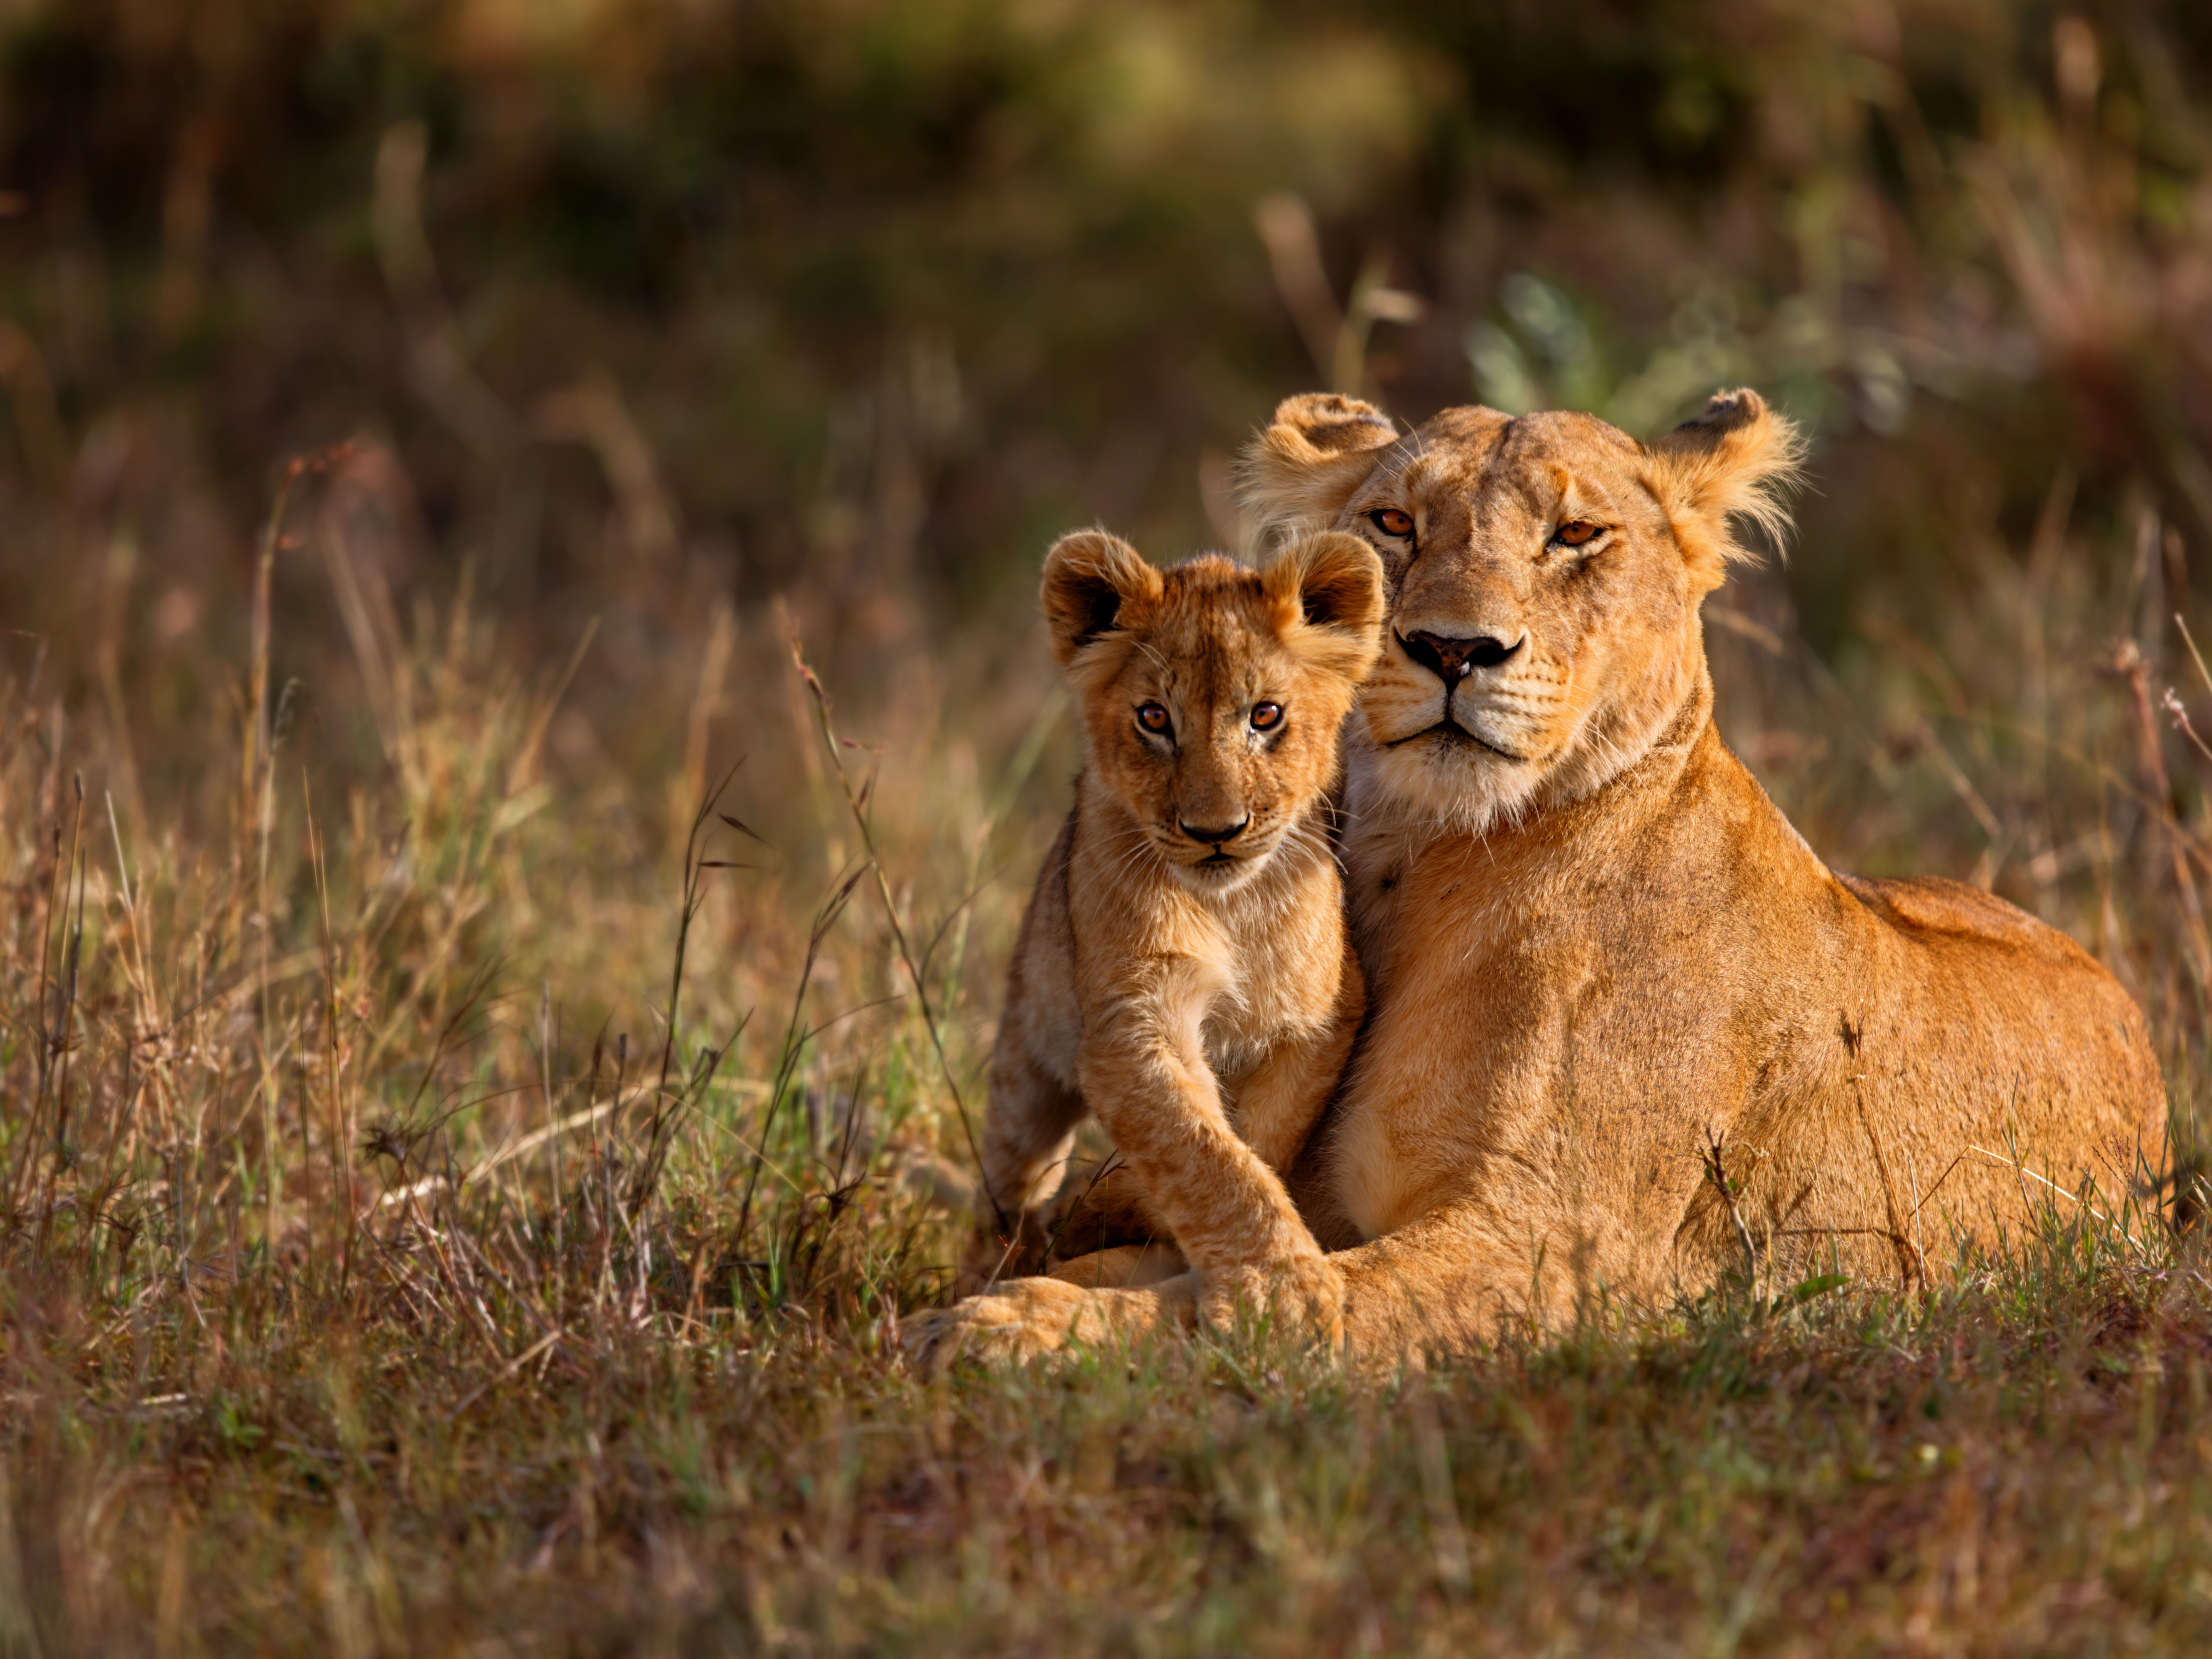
(1179, 817, 1249, 846)
(1401, 630, 1522, 683)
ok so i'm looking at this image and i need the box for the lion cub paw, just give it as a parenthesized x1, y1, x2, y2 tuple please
(901, 1276, 1126, 1376)
(1196, 1256, 1345, 1354)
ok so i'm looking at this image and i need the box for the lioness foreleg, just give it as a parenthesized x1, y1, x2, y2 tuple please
(901, 1274, 1197, 1374)
(1319, 1197, 1589, 1356)
(1047, 1243, 1186, 1287)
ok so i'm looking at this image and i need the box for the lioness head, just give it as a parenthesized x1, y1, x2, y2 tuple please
(1238, 389, 1802, 832)
(1040, 529, 1384, 893)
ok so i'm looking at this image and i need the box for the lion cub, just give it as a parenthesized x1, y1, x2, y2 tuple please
(976, 528, 1383, 1292)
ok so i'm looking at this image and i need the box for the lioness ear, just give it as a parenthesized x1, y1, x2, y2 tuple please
(1641, 388, 1805, 594)
(1039, 529, 1163, 667)
(1264, 531, 1386, 682)
(1237, 393, 1401, 543)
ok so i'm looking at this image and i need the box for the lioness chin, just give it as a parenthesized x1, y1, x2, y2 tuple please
(913, 387, 2168, 1368)
(903, 529, 1383, 1371)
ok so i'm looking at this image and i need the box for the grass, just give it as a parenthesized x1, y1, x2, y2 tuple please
(5, 463, 2212, 1657)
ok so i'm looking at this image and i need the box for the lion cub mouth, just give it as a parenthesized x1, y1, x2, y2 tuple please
(1165, 836, 1272, 890)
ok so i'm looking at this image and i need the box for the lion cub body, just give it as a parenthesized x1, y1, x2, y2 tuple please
(977, 531, 1383, 1284)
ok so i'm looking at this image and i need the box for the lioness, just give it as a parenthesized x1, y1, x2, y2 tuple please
(915, 528, 1383, 1355)
(912, 388, 2167, 1364)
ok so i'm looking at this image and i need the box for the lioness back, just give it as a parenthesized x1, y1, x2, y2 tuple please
(974, 529, 1383, 1271)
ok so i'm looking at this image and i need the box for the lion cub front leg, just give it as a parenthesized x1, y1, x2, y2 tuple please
(1078, 966, 1343, 1348)
(1230, 942, 1363, 1178)
(1039, 950, 1360, 1285)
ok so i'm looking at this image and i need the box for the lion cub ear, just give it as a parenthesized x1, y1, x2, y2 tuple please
(1263, 531, 1386, 683)
(1641, 388, 1806, 594)
(1237, 393, 1400, 543)
(1040, 530, 1163, 668)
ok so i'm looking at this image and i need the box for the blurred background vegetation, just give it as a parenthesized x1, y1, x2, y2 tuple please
(4, 0, 2208, 794)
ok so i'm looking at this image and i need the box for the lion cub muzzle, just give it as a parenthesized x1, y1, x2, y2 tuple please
(1177, 816, 1249, 864)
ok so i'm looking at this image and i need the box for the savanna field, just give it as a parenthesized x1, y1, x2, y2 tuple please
(10, 2, 2212, 1652)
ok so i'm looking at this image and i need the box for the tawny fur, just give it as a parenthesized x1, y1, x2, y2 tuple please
(935, 528, 1384, 1347)
(909, 389, 2168, 1370)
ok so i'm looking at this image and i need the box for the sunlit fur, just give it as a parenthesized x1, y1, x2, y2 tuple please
(1242, 393, 1805, 847)
(912, 530, 1383, 1365)
(909, 389, 2167, 1367)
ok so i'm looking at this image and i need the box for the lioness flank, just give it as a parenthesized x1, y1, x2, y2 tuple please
(912, 388, 2168, 1364)
(904, 530, 1384, 1369)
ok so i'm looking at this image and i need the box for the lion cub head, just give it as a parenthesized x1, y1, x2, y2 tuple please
(1041, 529, 1384, 893)
(1237, 389, 1803, 833)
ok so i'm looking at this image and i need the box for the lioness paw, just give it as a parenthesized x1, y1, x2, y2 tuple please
(1196, 1256, 1346, 1354)
(900, 1276, 1118, 1376)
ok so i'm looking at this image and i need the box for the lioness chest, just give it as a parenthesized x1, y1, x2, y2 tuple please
(1330, 807, 1742, 1240)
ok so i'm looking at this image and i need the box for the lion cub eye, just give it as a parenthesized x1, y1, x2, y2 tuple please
(1553, 520, 1603, 548)
(1136, 702, 1172, 736)
(1369, 509, 1415, 538)
(1249, 702, 1283, 731)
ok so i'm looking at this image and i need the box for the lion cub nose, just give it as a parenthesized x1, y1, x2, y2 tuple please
(1179, 817, 1249, 846)
(1401, 630, 1523, 683)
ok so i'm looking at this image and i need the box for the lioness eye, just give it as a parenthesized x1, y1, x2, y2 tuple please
(1554, 520, 1602, 547)
(1370, 509, 1414, 538)
(1250, 702, 1283, 731)
(1137, 702, 1172, 735)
